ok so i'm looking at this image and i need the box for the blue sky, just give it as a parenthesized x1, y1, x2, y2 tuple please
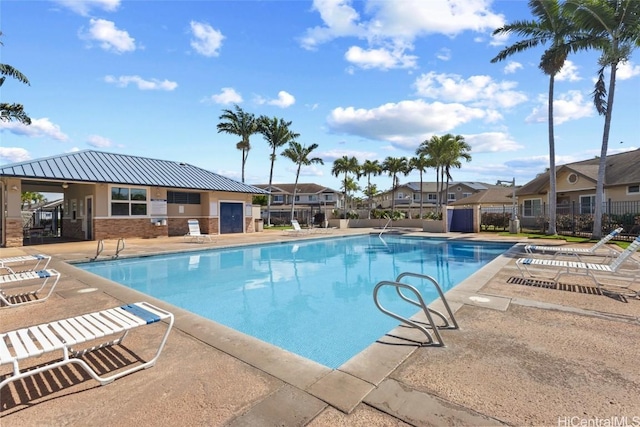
(1, 0, 639, 194)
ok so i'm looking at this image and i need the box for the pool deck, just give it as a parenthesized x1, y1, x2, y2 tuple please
(1, 228, 639, 426)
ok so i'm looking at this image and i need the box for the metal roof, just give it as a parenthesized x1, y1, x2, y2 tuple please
(0, 150, 267, 194)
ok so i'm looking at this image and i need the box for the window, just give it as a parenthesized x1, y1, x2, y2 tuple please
(567, 173, 578, 184)
(111, 186, 147, 216)
(397, 192, 405, 199)
(273, 195, 283, 203)
(523, 199, 542, 217)
(628, 185, 639, 194)
(448, 193, 456, 201)
(413, 193, 421, 201)
(167, 191, 201, 204)
(427, 194, 437, 201)
(295, 195, 300, 202)
(462, 192, 472, 198)
(324, 194, 333, 201)
(309, 195, 317, 202)
(580, 195, 596, 214)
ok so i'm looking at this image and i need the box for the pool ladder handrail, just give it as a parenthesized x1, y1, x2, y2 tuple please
(91, 238, 125, 261)
(379, 217, 392, 237)
(373, 272, 458, 346)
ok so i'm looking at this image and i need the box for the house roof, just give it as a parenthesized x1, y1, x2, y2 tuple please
(0, 150, 267, 194)
(517, 149, 640, 196)
(392, 181, 494, 194)
(449, 187, 515, 206)
(253, 183, 340, 194)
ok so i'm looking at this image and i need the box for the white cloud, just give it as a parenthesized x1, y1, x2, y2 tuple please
(0, 147, 31, 163)
(300, 1, 505, 72)
(526, 90, 594, 125)
(256, 91, 296, 108)
(463, 132, 523, 153)
(86, 135, 113, 148)
(345, 45, 417, 70)
(190, 21, 224, 57)
(414, 71, 528, 109)
(302, 0, 505, 48)
(79, 18, 136, 53)
(54, 0, 120, 16)
(327, 99, 487, 148)
(319, 149, 378, 162)
(0, 117, 69, 141)
(205, 87, 243, 105)
(503, 61, 522, 74)
(556, 60, 581, 82)
(617, 61, 640, 80)
(104, 75, 178, 91)
(436, 48, 451, 61)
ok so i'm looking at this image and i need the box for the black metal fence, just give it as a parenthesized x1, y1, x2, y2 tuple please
(481, 201, 640, 240)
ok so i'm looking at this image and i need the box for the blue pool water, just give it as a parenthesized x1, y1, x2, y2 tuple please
(77, 235, 512, 368)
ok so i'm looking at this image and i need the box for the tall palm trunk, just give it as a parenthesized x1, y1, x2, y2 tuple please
(266, 151, 276, 226)
(290, 164, 302, 222)
(593, 60, 619, 239)
(547, 74, 557, 234)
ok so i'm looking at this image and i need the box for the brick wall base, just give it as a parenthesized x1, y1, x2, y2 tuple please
(94, 218, 167, 240)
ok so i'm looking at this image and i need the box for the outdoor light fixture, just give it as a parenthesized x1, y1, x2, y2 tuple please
(61, 182, 69, 189)
(11, 185, 18, 191)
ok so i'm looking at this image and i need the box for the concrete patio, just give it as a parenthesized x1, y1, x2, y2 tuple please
(1, 229, 638, 426)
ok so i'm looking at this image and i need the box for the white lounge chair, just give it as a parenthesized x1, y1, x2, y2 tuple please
(0, 269, 61, 307)
(523, 227, 623, 260)
(184, 219, 214, 243)
(283, 219, 312, 236)
(0, 301, 174, 391)
(516, 236, 640, 296)
(0, 254, 52, 272)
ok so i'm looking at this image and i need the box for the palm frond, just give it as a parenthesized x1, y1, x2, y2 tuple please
(592, 66, 608, 115)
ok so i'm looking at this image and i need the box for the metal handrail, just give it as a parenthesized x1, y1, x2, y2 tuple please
(91, 240, 104, 261)
(114, 238, 126, 259)
(373, 280, 445, 346)
(395, 272, 459, 330)
(379, 218, 392, 237)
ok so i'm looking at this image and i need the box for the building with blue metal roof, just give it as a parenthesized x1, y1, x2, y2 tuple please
(1, 150, 267, 247)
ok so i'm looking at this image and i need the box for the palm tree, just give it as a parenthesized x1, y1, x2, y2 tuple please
(563, 0, 640, 239)
(342, 176, 361, 213)
(381, 156, 409, 214)
(417, 136, 447, 209)
(257, 116, 299, 226)
(361, 159, 382, 218)
(331, 156, 360, 218)
(216, 105, 258, 183)
(1, 32, 31, 125)
(281, 141, 324, 222)
(491, 0, 574, 235)
(409, 153, 431, 219)
(441, 134, 472, 204)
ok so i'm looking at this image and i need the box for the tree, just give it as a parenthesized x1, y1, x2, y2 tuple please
(257, 116, 299, 226)
(409, 153, 431, 219)
(217, 105, 258, 183)
(361, 160, 382, 218)
(563, 0, 640, 239)
(381, 156, 409, 214)
(281, 141, 324, 222)
(1, 32, 31, 125)
(341, 176, 361, 213)
(331, 156, 360, 218)
(491, 0, 574, 235)
(417, 136, 447, 209)
(441, 134, 472, 204)
(21, 191, 45, 210)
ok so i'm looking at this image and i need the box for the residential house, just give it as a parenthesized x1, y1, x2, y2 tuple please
(0, 150, 267, 247)
(516, 149, 640, 232)
(252, 183, 342, 224)
(373, 181, 495, 210)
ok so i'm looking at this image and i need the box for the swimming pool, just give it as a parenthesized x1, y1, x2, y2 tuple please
(77, 235, 512, 368)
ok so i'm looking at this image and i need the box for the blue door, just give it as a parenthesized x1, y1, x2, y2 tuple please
(449, 208, 474, 233)
(220, 202, 243, 234)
